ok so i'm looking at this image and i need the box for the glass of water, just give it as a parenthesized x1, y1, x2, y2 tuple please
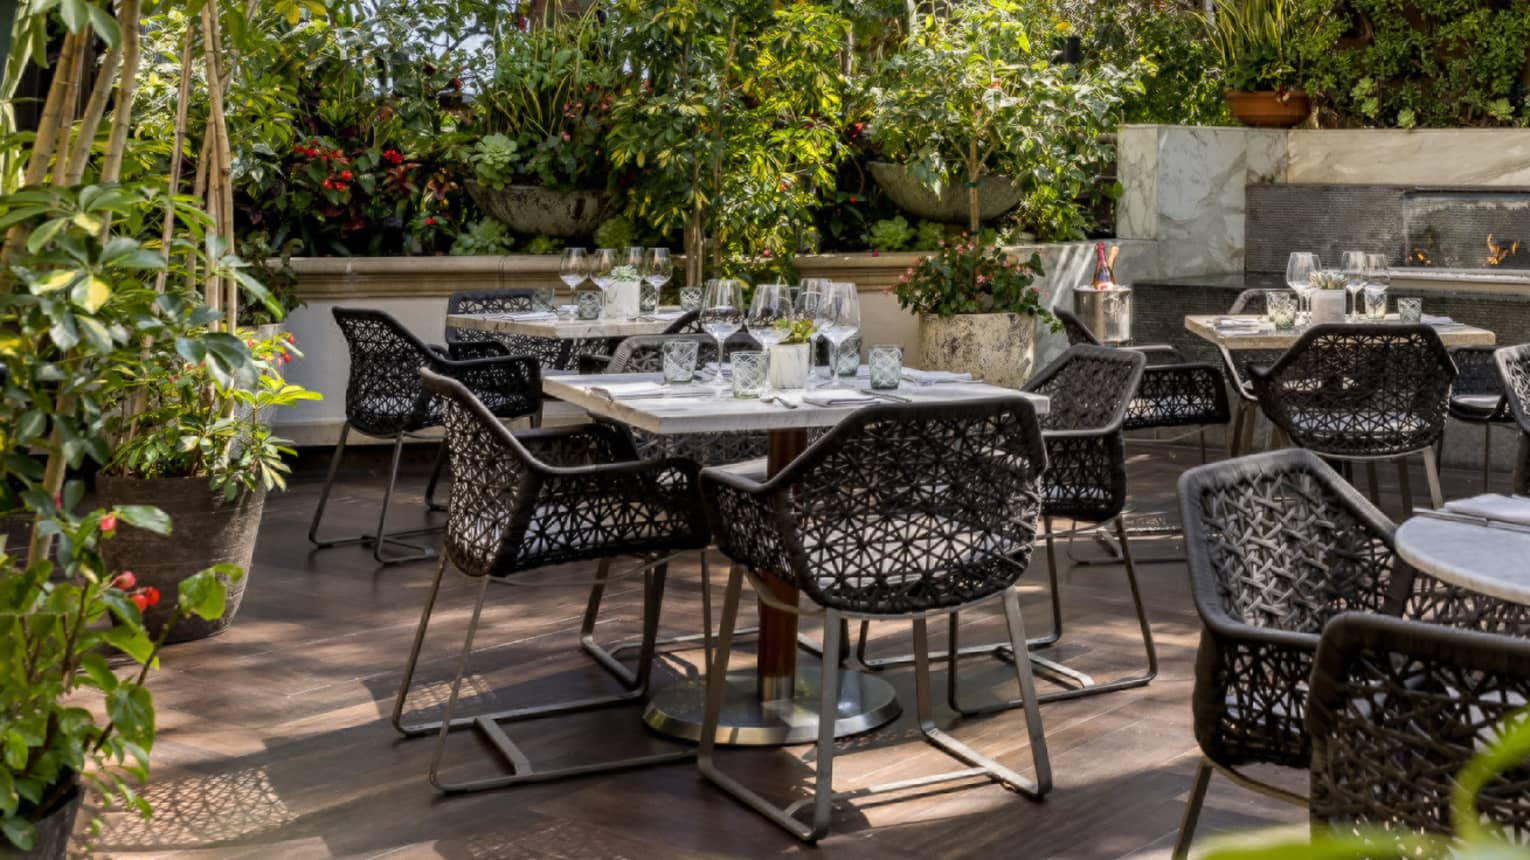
(679, 286, 703, 312)
(869, 345, 903, 389)
(1363, 285, 1388, 320)
(731, 351, 767, 399)
(1267, 291, 1298, 331)
(1398, 297, 1423, 324)
(662, 339, 698, 384)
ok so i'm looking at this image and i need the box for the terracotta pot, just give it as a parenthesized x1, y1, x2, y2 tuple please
(464, 180, 613, 238)
(918, 312, 1037, 390)
(767, 343, 811, 389)
(3, 782, 81, 859)
(96, 477, 265, 643)
(867, 161, 1021, 225)
(1223, 90, 1311, 128)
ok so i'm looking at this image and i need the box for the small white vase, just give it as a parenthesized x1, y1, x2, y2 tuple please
(1309, 290, 1346, 325)
(767, 343, 811, 389)
(605, 279, 641, 319)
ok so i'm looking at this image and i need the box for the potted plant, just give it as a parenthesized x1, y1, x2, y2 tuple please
(1308, 269, 1348, 323)
(604, 263, 642, 319)
(1203, 0, 1321, 127)
(767, 319, 816, 390)
(894, 238, 1058, 389)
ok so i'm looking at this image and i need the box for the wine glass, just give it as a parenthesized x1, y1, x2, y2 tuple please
(1340, 250, 1367, 320)
(622, 246, 645, 273)
(699, 278, 744, 385)
(644, 248, 672, 293)
(590, 248, 616, 296)
(1365, 254, 1391, 287)
(748, 283, 794, 352)
(797, 281, 831, 384)
(560, 247, 588, 296)
(821, 281, 861, 380)
(1285, 252, 1318, 325)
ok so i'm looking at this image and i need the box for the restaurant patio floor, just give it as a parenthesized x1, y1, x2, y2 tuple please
(88, 438, 1472, 860)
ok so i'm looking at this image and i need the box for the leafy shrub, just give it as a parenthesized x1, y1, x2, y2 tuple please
(913, 219, 946, 251)
(1066, 1, 1230, 125)
(866, 216, 914, 251)
(593, 215, 638, 249)
(524, 235, 562, 255)
(450, 219, 516, 256)
(893, 236, 1055, 321)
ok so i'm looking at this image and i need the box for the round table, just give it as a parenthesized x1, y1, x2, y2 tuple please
(1395, 516, 1530, 605)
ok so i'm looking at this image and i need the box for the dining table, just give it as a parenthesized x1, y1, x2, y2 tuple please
(544, 370, 1051, 746)
(1183, 313, 1497, 350)
(446, 307, 688, 341)
(1397, 501, 1530, 607)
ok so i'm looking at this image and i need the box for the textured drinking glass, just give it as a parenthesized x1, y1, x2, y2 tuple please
(731, 351, 767, 399)
(1398, 297, 1423, 324)
(680, 286, 703, 311)
(1364, 285, 1387, 320)
(834, 333, 861, 377)
(1267, 291, 1297, 331)
(662, 340, 698, 384)
(532, 286, 556, 311)
(576, 290, 602, 320)
(869, 345, 903, 390)
(639, 282, 658, 314)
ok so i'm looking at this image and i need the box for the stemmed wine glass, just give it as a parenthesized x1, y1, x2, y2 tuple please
(560, 247, 588, 309)
(821, 282, 861, 383)
(590, 248, 616, 300)
(797, 281, 831, 384)
(1341, 250, 1367, 321)
(699, 278, 744, 387)
(1285, 252, 1318, 326)
(748, 284, 794, 387)
(644, 248, 672, 297)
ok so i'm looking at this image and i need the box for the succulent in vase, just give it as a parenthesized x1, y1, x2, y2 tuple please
(774, 318, 817, 345)
(608, 264, 641, 282)
(1309, 269, 1347, 290)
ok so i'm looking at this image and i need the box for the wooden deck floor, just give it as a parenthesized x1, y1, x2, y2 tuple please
(87, 440, 1485, 859)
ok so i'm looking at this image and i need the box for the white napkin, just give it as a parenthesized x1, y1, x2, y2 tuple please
(497, 311, 558, 322)
(1423, 314, 1457, 325)
(590, 381, 711, 400)
(651, 310, 686, 321)
(1214, 316, 1264, 330)
(902, 368, 973, 385)
(1442, 494, 1530, 527)
(802, 389, 878, 407)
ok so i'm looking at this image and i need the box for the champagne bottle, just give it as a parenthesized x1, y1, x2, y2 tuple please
(1093, 241, 1112, 289)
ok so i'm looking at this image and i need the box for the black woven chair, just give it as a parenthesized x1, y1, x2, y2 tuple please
(391, 368, 709, 794)
(1446, 346, 1515, 493)
(1308, 613, 1530, 847)
(445, 288, 568, 374)
(699, 399, 1053, 842)
(578, 327, 758, 374)
(308, 308, 541, 564)
(661, 309, 702, 333)
(1250, 324, 1456, 510)
(1220, 289, 1292, 457)
(1494, 344, 1530, 494)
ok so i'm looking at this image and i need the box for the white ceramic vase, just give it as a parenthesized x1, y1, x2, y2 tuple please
(605, 279, 641, 319)
(767, 343, 811, 389)
(1309, 290, 1346, 325)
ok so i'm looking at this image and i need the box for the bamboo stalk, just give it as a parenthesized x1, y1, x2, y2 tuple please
(201, 1, 236, 329)
(49, 36, 87, 187)
(1, 32, 85, 276)
(152, 22, 195, 294)
(65, 36, 123, 184)
(100, 0, 143, 184)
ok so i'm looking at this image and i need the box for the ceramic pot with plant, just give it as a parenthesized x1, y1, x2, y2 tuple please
(1307, 270, 1348, 323)
(605, 264, 643, 320)
(767, 319, 817, 390)
(1203, 0, 1322, 127)
(895, 238, 1058, 389)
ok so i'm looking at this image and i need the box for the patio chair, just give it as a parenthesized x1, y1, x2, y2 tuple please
(1445, 346, 1514, 492)
(577, 328, 758, 373)
(308, 308, 541, 565)
(661, 309, 702, 333)
(1494, 344, 1530, 494)
(1307, 612, 1530, 846)
(1250, 323, 1455, 510)
(1219, 289, 1292, 457)
(698, 398, 1052, 842)
(445, 288, 570, 377)
(391, 368, 709, 794)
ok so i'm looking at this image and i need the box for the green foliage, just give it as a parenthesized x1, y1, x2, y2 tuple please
(449, 219, 515, 256)
(912, 220, 947, 252)
(774, 317, 817, 345)
(523, 235, 561, 255)
(1303, 0, 1530, 128)
(866, 215, 914, 251)
(593, 215, 639, 250)
(1067, 0, 1230, 125)
(865, 0, 1143, 241)
(893, 236, 1055, 322)
(1201, 0, 1330, 92)
(469, 134, 519, 191)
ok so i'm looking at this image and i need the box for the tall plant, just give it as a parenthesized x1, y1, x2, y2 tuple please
(1201, 0, 1327, 93)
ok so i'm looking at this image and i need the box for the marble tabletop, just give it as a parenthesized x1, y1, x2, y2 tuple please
(1395, 515, 1530, 606)
(1183, 314, 1496, 349)
(544, 372, 1050, 436)
(447, 309, 687, 340)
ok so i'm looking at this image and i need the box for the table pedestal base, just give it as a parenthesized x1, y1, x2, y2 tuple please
(642, 669, 900, 746)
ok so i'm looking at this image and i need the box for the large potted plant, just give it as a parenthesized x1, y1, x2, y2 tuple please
(894, 238, 1058, 389)
(1204, 0, 1322, 127)
(865, 1, 1139, 239)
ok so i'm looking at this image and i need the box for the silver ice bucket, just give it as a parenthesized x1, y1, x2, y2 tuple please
(1072, 284, 1133, 344)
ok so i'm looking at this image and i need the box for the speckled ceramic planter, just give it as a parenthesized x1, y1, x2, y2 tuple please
(918, 312, 1037, 390)
(464, 181, 613, 238)
(868, 161, 1021, 225)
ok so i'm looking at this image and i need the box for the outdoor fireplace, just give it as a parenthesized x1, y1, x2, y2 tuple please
(1402, 189, 1530, 271)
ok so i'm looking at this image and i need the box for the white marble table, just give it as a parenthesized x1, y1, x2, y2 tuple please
(447, 309, 686, 340)
(1396, 516, 1530, 606)
(1184, 314, 1496, 349)
(547, 371, 1049, 747)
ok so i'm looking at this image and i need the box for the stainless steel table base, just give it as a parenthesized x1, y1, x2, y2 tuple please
(643, 668, 900, 746)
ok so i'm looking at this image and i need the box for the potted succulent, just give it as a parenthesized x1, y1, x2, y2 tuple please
(767, 319, 817, 390)
(604, 263, 643, 319)
(894, 238, 1058, 389)
(1203, 0, 1320, 127)
(1308, 269, 1348, 323)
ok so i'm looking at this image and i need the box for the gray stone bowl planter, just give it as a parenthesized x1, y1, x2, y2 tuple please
(918, 312, 1037, 390)
(465, 180, 614, 238)
(868, 161, 1022, 225)
(96, 477, 265, 643)
(4, 783, 81, 860)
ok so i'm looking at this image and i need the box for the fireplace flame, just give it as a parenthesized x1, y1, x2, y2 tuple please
(1486, 233, 1521, 267)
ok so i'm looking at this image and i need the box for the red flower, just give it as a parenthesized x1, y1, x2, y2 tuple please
(333, 182, 348, 192)
(130, 592, 149, 612)
(761, 248, 772, 258)
(321, 179, 334, 190)
(425, 217, 437, 226)
(141, 586, 161, 608)
(848, 195, 857, 204)
(100, 513, 117, 535)
(53, 492, 62, 509)
(872, 249, 881, 257)
(112, 571, 136, 590)
(383, 149, 404, 165)
(339, 170, 353, 181)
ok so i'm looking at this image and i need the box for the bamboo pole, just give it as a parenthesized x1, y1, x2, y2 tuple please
(49, 36, 86, 187)
(99, 0, 143, 184)
(65, 36, 123, 184)
(201, 2, 236, 329)
(1, 31, 85, 275)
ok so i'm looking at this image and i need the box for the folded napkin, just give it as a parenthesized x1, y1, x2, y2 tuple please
(496, 311, 558, 322)
(1214, 316, 1264, 329)
(902, 368, 973, 385)
(590, 381, 711, 401)
(802, 389, 878, 407)
(651, 310, 686, 321)
(1442, 494, 1530, 527)
(1422, 314, 1457, 325)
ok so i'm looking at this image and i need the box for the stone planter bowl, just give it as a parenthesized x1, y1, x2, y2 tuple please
(1223, 90, 1310, 128)
(918, 312, 1037, 390)
(465, 180, 614, 238)
(868, 161, 1021, 225)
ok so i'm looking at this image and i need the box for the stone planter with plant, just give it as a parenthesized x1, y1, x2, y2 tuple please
(767, 320, 817, 390)
(894, 238, 1058, 389)
(1203, 0, 1326, 127)
(1308, 269, 1348, 323)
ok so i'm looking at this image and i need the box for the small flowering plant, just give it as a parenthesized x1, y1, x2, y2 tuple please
(0, 495, 241, 851)
(893, 237, 1058, 326)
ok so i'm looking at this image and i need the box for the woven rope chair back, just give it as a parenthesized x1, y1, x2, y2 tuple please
(1496, 344, 1530, 435)
(763, 399, 1046, 615)
(1254, 324, 1456, 457)
(1450, 346, 1507, 399)
(332, 307, 438, 436)
(445, 288, 567, 368)
(661, 310, 703, 334)
(607, 334, 721, 374)
(1179, 449, 1405, 637)
(1055, 308, 1103, 348)
(1309, 613, 1530, 843)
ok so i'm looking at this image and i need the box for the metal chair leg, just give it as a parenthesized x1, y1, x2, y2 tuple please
(1172, 758, 1216, 860)
(1198, 427, 1208, 464)
(1226, 401, 1246, 459)
(1422, 445, 1445, 509)
(423, 441, 449, 513)
(309, 426, 439, 564)
(1397, 455, 1414, 515)
(1517, 432, 1530, 496)
(422, 565, 690, 794)
(1364, 461, 1380, 504)
(1484, 421, 1494, 492)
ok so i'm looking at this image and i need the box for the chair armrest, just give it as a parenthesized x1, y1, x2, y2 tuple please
(578, 354, 613, 374)
(429, 352, 543, 420)
(699, 467, 795, 582)
(1127, 343, 1184, 365)
(447, 340, 512, 361)
(515, 421, 642, 466)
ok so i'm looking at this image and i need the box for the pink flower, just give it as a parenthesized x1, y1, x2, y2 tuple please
(100, 513, 117, 535)
(112, 571, 136, 590)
